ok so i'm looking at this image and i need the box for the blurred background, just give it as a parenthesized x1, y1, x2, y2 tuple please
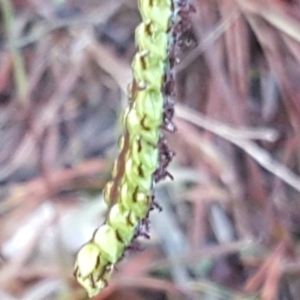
(0, 0, 300, 299)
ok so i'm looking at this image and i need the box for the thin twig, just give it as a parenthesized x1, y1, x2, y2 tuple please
(1, 0, 28, 102)
(176, 105, 300, 194)
(176, 104, 278, 141)
(237, 0, 300, 43)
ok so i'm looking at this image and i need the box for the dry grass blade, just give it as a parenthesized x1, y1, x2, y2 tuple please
(176, 105, 300, 194)
(237, 0, 300, 43)
(244, 243, 285, 298)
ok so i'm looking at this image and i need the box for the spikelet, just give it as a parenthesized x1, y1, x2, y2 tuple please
(74, 0, 194, 297)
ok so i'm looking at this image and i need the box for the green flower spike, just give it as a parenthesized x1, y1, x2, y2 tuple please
(135, 22, 169, 59)
(107, 204, 137, 244)
(138, 0, 173, 32)
(74, 0, 178, 297)
(125, 107, 160, 144)
(131, 138, 159, 173)
(134, 88, 164, 128)
(124, 158, 153, 192)
(93, 224, 126, 263)
(74, 243, 112, 298)
(120, 181, 151, 219)
(131, 51, 165, 91)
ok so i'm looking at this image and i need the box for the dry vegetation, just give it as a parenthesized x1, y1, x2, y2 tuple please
(0, 0, 300, 299)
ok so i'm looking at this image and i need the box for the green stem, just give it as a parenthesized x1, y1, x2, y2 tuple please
(1, 0, 28, 103)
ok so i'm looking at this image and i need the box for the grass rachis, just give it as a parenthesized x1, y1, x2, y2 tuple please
(74, 0, 194, 297)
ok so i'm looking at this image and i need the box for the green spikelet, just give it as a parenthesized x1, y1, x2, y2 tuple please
(74, 0, 177, 297)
